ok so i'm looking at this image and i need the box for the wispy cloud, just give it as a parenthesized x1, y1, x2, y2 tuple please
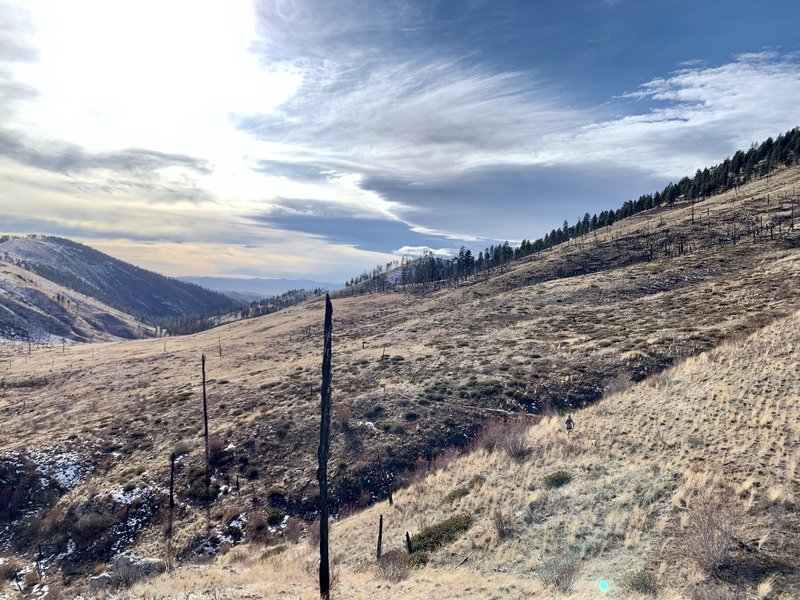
(1, 0, 799, 280)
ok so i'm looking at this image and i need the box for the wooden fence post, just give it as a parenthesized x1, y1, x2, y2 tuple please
(377, 515, 383, 560)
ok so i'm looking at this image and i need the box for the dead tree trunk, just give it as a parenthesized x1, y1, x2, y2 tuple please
(168, 452, 175, 539)
(202, 354, 210, 491)
(318, 294, 333, 599)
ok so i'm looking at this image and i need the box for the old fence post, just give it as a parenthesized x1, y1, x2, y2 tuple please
(377, 515, 383, 560)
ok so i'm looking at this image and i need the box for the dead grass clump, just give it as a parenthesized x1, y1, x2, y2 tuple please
(376, 549, 412, 582)
(687, 582, 740, 600)
(681, 494, 747, 575)
(0, 558, 22, 581)
(307, 517, 321, 546)
(247, 510, 273, 543)
(503, 429, 531, 462)
(282, 516, 304, 543)
(172, 440, 192, 457)
(536, 553, 581, 593)
(621, 569, 659, 595)
(474, 416, 532, 461)
(492, 508, 513, 540)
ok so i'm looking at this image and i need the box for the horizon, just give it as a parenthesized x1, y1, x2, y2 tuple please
(1, 0, 799, 281)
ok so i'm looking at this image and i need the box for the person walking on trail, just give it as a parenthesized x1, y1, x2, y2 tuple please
(565, 414, 574, 433)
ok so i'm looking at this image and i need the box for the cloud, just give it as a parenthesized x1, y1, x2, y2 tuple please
(558, 53, 800, 178)
(239, 58, 588, 179)
(284, 51, 799, 244)
(0, 129, 211, 176)
(2, 0, 800, 280)
(395, 245, 457, 257)
(241, 10, 800, 248)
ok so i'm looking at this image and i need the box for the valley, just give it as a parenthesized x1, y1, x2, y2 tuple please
(1, 165, 799, 598)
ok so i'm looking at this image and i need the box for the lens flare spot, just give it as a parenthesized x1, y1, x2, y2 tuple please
(598, 580, 609, 592)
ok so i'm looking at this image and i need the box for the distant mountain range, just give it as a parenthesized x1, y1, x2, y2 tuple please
(177, 276, 343, 301)
(0, 236, 241, 323)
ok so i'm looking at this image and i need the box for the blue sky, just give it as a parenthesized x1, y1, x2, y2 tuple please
(1, 0, 799, 280)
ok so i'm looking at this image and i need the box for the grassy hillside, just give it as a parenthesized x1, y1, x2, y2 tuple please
(119, 304, 800, 599)
(1, 166, 799, 598)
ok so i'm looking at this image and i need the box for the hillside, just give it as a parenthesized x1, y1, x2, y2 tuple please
(0, 236, 241, 321)
(119, 303, 800, 599)
(0, 260, 149, 343)
(0, 166, 799, 597)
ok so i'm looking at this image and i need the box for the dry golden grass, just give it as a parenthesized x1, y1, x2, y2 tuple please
(108, 306, 800, 599)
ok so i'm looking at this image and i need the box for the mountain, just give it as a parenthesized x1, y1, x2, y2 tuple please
(0, 236, 241, 321)
(0, 260, 149, 343)
(1, 164, 799, 597)
(177, 276, 344, 300)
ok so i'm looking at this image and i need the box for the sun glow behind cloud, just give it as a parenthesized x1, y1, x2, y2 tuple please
(1, 0, 799, 280)
(9, 0, 303, 200)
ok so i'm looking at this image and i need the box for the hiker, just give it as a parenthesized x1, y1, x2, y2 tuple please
(565, 414, 574, 433)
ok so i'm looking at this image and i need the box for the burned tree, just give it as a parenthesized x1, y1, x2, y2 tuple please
(318, 294, 333, 599)
(202, 354, 210, 492)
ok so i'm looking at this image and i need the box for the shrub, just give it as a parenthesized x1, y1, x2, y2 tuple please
(543, 470, 572, 489)
(247, 510, 271, 543)
(441, 486, 469, 505)
(266, 488, 287, 508)
(682, 494, 745, 574)
(0, 558, 22, 581)
(410, 514, 473, 553)
(261, 545, 286, 559)
(687, 434, 704, 449)
(536, 553, 581, 592)
(468, 475, 486, 489)
(503, 429, 531, 462)
(376, 549, 412, 582)
(265, 507, 284, 526)
(477, 416, 530, 457)
(186, 482, 221, 503)
(492, 508, 513, 539)
(622, 570, 658, 595)
(173, 441, 192, 457)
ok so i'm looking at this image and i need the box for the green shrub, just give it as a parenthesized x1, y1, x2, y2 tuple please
(186, 482, 220, 503)
(621, 570, 658, 595)
(265, 507, 284, 525)
(441, 486, 469, 505)
(468, 475, 486, 489)
(261, 545, 286, 559)
(543, 470, 571, 489)
(410, 514, 473, 553)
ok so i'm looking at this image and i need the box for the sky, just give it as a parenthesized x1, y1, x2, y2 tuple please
(1, 0, 799, 281)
